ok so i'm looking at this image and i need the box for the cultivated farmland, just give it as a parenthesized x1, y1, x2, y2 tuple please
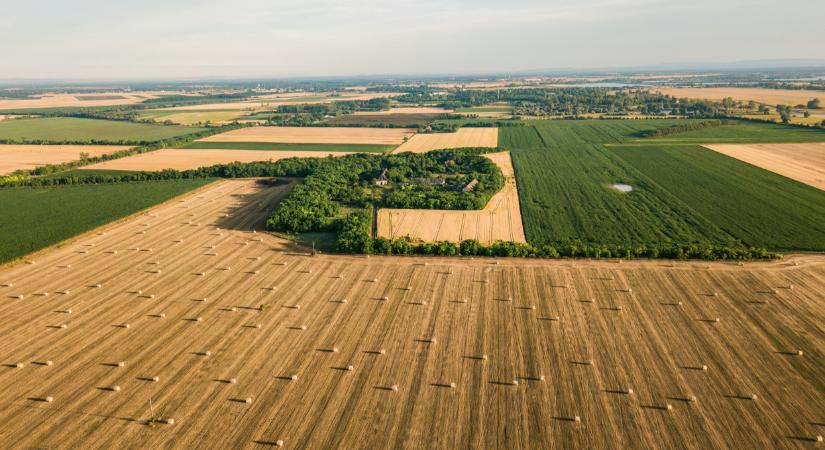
(703, 143, 825, 190)
(161, 92, 405, 111)
(83, 149, 353, 171)
(353, 107, 453, 115)
(608, 145, 825, 251)
(502, 119, 825, 250)
(0, 179, 212, 264)
(0, 117, 206, 143)
(377, 152, 526, 243)
(136, 110, 250, 126)
(198, 126, 415, 145)
(0, 178, 822, 448)
(324, 113, 445, 127)
(393, 128, 499, 153)
(0, 145, 131, 175)
(0, 92, 164, 110)
(653, 87, 825, 107)
(501, 120, 733, 246)
(181, 141, 394, 153)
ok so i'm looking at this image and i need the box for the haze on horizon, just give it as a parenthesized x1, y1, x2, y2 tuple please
(2, 0, 824, 80)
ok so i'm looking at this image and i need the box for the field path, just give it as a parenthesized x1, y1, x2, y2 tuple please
(0, 179, 823, 448)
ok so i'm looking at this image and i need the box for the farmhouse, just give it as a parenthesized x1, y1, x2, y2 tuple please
(462, 178, 479, 192)
(375, 168, 389, 186)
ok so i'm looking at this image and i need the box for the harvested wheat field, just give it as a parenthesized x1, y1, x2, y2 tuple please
(162, 93, 405, 111)
(198, 126, 415, 145)
(392, 128, 499, 153)
(378, 152, 525, 243)
(0, 145, 132, 175)
(654, 87, 825, 107)
(704, 143, 825, 191)
(0, 92, 167, 110)
(83, 149, 354, 171)
(0, 178, 823, 448)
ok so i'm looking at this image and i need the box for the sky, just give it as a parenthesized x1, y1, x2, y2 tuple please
(1, 0, 824, 79)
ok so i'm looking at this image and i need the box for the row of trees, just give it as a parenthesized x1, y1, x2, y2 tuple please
(336, 231, 780, 261)
(637, 120, 729, 138)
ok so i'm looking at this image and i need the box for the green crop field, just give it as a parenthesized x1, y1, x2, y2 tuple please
(0, 179, 212, 264)
(501, 119, 825, 250)
(608, 145, 825, 251)
(181, 141, 395, 153)
(622, 120, 825, 145)
(0, 117, 206, 142)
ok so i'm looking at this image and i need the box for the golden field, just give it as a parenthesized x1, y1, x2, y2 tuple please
(393, 128, 499, 153)
(198, 126, 415, 145)
(83, 149, 354, 171)
(0, 179, 822, 448)
(653, 87, 825, 106)
(0, 145, 131, 175)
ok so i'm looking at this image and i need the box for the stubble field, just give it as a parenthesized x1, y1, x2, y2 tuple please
(198, 126, 415, 145)
(83, 149, 353, 171)
(161, 92, 405, 111)
(0, 144, 132, 175)
(0, 179, 823, 449)
(0, 92, 166, 110)
(392, 128, 499, 153)
(653, 87, 825, 107)
(377, 152, 526, 244)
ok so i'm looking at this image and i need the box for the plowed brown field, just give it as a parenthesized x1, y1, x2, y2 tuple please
(377, 152, 525, 243)
(0, 179, 823, 449)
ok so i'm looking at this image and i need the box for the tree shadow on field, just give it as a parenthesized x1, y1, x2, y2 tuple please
(213, 178, 298, 233)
